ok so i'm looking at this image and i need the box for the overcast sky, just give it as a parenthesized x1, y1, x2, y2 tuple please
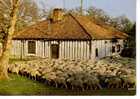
(35, 0, 136, 22)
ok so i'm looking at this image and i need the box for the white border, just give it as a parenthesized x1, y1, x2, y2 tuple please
(1, 0, 139, 99)
(136, 0, 140, 97)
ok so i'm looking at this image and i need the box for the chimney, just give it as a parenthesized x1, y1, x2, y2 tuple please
(52, 8, 64, 22)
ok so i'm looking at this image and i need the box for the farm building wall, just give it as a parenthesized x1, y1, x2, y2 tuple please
(91, 40, 124, 60)
(11, 39, 124, 60)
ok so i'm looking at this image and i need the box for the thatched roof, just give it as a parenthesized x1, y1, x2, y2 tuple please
(73, 14, 128, 39)
(13, 13, 128, 40)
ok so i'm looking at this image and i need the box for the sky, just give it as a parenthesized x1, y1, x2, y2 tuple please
(35, 0, 136, 22)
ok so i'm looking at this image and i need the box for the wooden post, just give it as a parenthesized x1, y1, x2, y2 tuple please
(44, 40, 45, 58)
(89, 40, 92, 59)
(22, 40, 24, 59)
(20, 40, 23, 60)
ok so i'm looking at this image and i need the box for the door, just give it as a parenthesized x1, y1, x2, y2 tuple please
(51, 44, 59, 59)
(28, 41, 36, 54)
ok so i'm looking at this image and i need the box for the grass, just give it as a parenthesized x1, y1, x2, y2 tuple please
(0, 74, 136, 96)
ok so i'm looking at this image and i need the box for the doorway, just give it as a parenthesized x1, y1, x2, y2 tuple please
(28, 41, 36, 54)
(51, 44, 59, 59)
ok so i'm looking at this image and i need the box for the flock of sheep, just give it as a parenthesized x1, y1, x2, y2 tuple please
(8, 55, 136, 91)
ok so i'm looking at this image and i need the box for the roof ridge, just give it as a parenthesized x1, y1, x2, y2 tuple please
(69, 13, 92, 39)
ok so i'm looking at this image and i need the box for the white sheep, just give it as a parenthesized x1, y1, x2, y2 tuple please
(43, 72, 57, 87)
(10, 64, 20, 74)
(66, 76, 84, 91)
(83, 75, 102, 90)
(120, 75, 136, 89)
(105, 76, 122, 88)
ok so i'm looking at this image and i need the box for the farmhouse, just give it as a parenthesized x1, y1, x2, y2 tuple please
(12, 8, 128, 60)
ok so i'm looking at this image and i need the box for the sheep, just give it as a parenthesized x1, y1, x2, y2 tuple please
(116, 68, 131, 76)
(94, 66, 106, 76)
(83, 75, 102, 90)
(104, 76, 122, 89)
(10, 64, 20, 75)
(30, 69, 40, 80)
(8, 64, 15, 73)
(120, 75, 136, 89)
(55, 76, 68, 89)
(66, 75, 84, 91)
(20, 65, 31, 77)
(8, 56, 135, 91)
(43, 72, 57, 87)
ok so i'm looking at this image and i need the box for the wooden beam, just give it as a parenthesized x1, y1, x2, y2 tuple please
(89, 40, 92, 59)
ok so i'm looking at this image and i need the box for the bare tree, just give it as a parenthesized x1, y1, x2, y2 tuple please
(0, 0, 40, 53)
(0, 0, 20, 80)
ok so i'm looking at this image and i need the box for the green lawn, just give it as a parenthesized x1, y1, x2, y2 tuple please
(0, 74, 136, 96)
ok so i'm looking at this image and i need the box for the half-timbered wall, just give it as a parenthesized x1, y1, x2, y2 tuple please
(91, 40, 112, 60)
(59, 41, 90, 59)
(11, 39, 124, 60)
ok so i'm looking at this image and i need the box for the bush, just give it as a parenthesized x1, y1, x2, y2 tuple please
(121, 48, 136, 58)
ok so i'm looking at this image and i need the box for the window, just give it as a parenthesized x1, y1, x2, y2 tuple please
(112, 46, 115, 53)
(95, 48, 98, 57)
(117, 44, 121, 52)
(28, 41, 36, 54)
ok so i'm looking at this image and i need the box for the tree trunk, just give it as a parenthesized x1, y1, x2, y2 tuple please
(0, 0, 20, 80)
